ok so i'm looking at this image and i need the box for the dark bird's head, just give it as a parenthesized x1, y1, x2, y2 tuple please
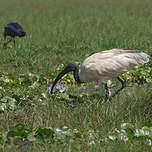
(18, 31, 26, 37)
(50, 63, 81, 94)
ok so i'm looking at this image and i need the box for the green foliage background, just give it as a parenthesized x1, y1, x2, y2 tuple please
(0, 0, 152, 151)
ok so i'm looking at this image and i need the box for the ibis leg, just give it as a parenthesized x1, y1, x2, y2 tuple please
(112, 77, 126, 97)
(3, 35, 6, 49)
(3, 38, 12, 49)
(13, 38, 16, 47)
(105, 83, 111, 100)
(3, 33, 6, 41)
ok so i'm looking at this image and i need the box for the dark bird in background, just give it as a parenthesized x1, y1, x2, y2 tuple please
(3, 22, 26, 48)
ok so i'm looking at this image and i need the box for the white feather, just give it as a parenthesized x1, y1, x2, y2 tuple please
(80, 48, 150, 83)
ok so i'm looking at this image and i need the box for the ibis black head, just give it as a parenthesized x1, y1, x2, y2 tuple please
(50, 63, 81, 94)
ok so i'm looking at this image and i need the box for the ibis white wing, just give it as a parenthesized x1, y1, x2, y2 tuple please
(80, 49, 149, 83)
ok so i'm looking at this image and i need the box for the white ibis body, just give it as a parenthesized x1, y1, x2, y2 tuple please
(3, 22, 26, 48)
(51, 49, 150, 99)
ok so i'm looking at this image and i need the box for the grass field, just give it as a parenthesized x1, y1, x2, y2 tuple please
(0, 0, 152, 151)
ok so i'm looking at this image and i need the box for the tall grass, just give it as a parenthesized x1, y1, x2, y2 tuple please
(1, 0, 152, 74)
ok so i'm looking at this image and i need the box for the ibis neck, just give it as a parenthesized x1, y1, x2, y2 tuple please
(73, 67, 82, 84)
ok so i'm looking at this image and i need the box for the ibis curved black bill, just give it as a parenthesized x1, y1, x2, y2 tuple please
(50, 63, 81, 94)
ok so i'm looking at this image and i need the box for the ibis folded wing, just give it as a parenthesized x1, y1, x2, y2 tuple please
(80, 49, 149, 83)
